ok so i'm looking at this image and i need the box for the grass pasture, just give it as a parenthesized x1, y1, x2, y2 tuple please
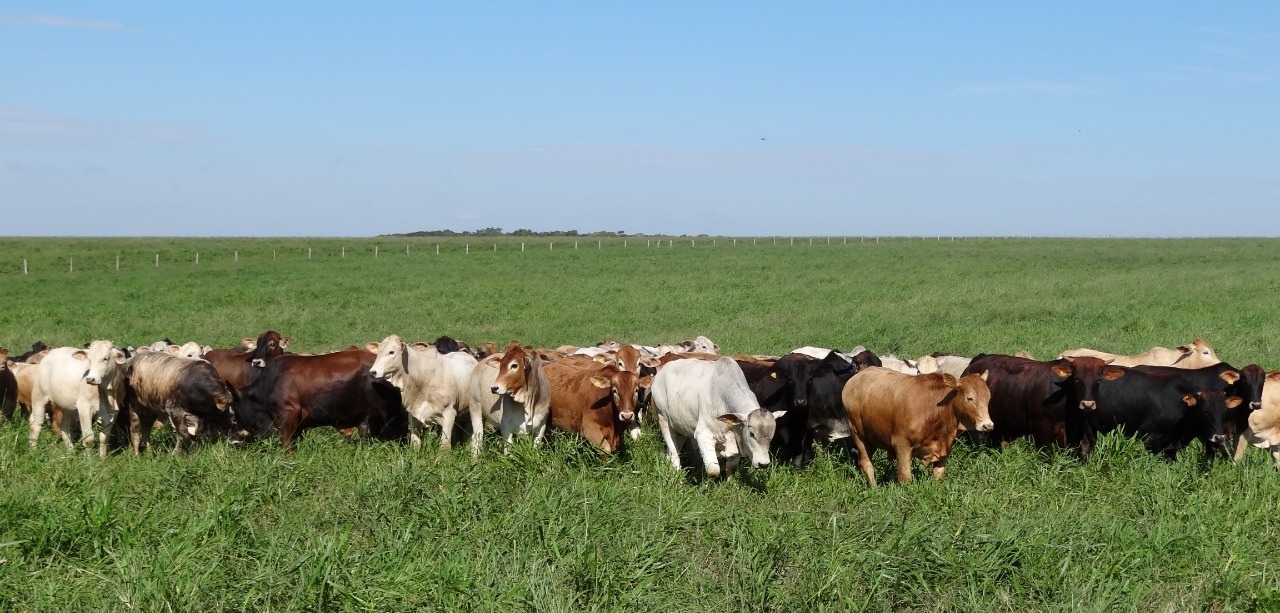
(2, 236, 1280, 611)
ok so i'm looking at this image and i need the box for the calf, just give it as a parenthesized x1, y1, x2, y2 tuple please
(29, 341, 128, 456)
(842, 367, 992, 483)
(1059, 338, 1220, 369)
(650, 356, 785, 478)
(963, 354, 1125, 450)
(234, 348, 407, 450)
(545, 361, 650, 452)
(368, 334, 477, 451)
(121, 352, 235, 454)
(1082, 364, 1242, 459)
(466, 344, 552, 457)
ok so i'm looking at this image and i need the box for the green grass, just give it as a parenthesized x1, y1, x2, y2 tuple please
(2, 236, 1280, 611)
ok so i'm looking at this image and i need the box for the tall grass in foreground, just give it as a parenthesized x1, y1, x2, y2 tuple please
(2, 237, 1280, 610)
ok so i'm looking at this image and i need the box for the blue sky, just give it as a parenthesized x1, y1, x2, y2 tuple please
(2, 3, 1277, 236)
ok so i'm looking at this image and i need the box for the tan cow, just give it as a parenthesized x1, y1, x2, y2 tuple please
(1234, 371, 1280, 469)
(544, 361, 650, 452)
(842, 367, 992, 484)
(1057, 338, 1220, 368)
(466, 344, 552, 457)
(367, 334, 477, 451)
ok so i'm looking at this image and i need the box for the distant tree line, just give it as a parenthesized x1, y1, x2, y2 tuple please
(383, 228, 631, 238)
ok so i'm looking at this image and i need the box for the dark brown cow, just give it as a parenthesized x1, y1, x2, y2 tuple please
(842, 367, 992, 483)
(122, 352, 235, 454)
(963, 354, 1125, 450)
(233, 348, 406, 450)
(205, 331, 290, 391)
(545, 361, 651, 452)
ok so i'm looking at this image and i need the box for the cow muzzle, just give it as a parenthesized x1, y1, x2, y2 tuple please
(1078, 400, 1097, 411)
(1210, 434, 1228, 444)
(491, 385, 505, 395)
(251, 359, 266, 368)
(1251, 401, 1263, 411)
(793, 398, 808, 407)
(618, 411, 635, 422)
(753, 460, 771, 469)
(84, 376, 99, 385)
(977, 420, 995, 432)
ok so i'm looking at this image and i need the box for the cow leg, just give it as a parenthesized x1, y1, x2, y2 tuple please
(468, 402, 485, 458)
(893, 441, 915, 483)
(128, 406, 150, 456)
(694, 428, 722, 478)
(407, 412, 426, 452)
(531, 415, 549, 447)
(1270, 446, 1280, 471)
(96, 401, 121, 458)
(850, 433, 877, 486)
(74, 397, 97, 452)
(722, 431, 741, 477)
(276, 407, 302, 452)
(656, 414, 684, 470)
(27, 389, 50, 448)
(50, 404, 64, 441)
(1233, 433, 1251, 464)
(931, 456, 949, 480)
(59, 409, 80, 448)
(438, 406, 457, 450)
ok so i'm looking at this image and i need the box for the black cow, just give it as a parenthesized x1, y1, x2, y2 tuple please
(432, 335, 461, 354)
(233, 348, 407, 450)
(738, 352, 859, 468)
(0, 350, 16, 420)
(121, 352, 237, 454)
(1226, 364, 1267, 460)
(1082, 363, 1243, 460)
(963, 354, 1125, 450)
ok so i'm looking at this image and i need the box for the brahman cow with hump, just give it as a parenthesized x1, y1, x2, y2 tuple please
(466, 344, 552, 457)
(368, 334, 477, 451)
(842, 367, 992, 484)
(121, 351, 235, 454)
(1057, 338, 1220, 369)
(963, 354, 1125, 450)
(29, 341, 129, 456)
(233, 348, 407, 450)
(544, 360, 650, 453)
(650, 356, 785, 478)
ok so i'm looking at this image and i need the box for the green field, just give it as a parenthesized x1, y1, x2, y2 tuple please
(2, 236, 1280, 611)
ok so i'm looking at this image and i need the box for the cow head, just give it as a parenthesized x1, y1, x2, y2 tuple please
(940, 371, 993, 432)
(246, 331, 289, 368)
(850, 349, 882, 371)
(0, 348, 7, 371)
(1058, 355, 1125, 411)
(493, 345, 537, 397)
(1175, 338, 1220, 367)
(590, 368, 652, 423)
(370, 334, 415, 381)
(177, 342, 207, 359)
(767, 354, 816, 408)
(1183, 387, 1241, 446)
(432, 335, 460, 354)
(1233, 364, 1266, 412)
(80, 340, 126, 386)
(717, 408, 786, 469)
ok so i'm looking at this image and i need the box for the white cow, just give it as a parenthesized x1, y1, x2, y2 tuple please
(879, 354, 922, 375)
(29, 341, 128, 456)
(368, 335, 476, 451)
(650, 356, 785, 478)
(465, 345, 551, 457)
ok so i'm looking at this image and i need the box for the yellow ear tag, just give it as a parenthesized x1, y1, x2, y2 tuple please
(592, 378, 609, 388)
(770, 372, 777, 378)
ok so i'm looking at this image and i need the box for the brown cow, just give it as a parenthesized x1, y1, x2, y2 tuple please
(842, 367, 992, 484)
(466, 344, 551, 457)
(545, 361, 651, 452)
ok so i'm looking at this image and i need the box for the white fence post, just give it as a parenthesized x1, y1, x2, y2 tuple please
(308, 248, 312, 259)
(521, 242, 525, 252)
(23, 258, 28, 274)
(116, 255, 120, 270)
(69, 257, 73, 273)
(375, 246, 379, 258)
(341, 247, 345, 258)
(406, 245, 410, 256)
(235, 250, 240, 262)
(195, 252, 199, 264)
(273, 250, 277, 260)
(156, 253, 160, 267)
(466, 244, 470, 254)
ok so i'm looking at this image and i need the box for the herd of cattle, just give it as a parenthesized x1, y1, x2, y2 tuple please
(4, 332, 1280, 482)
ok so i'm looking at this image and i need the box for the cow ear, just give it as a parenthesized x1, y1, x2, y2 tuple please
(1177, 345, 1192, 355)
(716, 413, 743, 425)
(72, 351, 88, 361)
(978, 370, 989, 382)
(0, 348, 7, 360)
(281, 337, 292, 349)
(168, 345, 181, 354)
(113, 350, 127, 364)
(590, 376, 609, 389)
(1225, 396, 1244, 409)
(364, 342, 380, 354)
(1102, 368, 1126, 381)
(942, 373, 959, 388)
(1267, 372, 1280, 383)
(1181, 393, 1197, 407)
(242, 338, 257, 349)
(137, 346, 152, 353)
(594, 355, 607, 364)
(637, 375, 654, 388)
(1050, 364, 1073, 379)
(411, 342, 431, 350)
(771, 410, 787, 420)
(1220, 370, 1241, 385)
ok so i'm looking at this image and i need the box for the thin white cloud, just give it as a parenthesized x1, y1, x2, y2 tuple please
(953, 80, 1101, 97)
(0, 12, 132, 31)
